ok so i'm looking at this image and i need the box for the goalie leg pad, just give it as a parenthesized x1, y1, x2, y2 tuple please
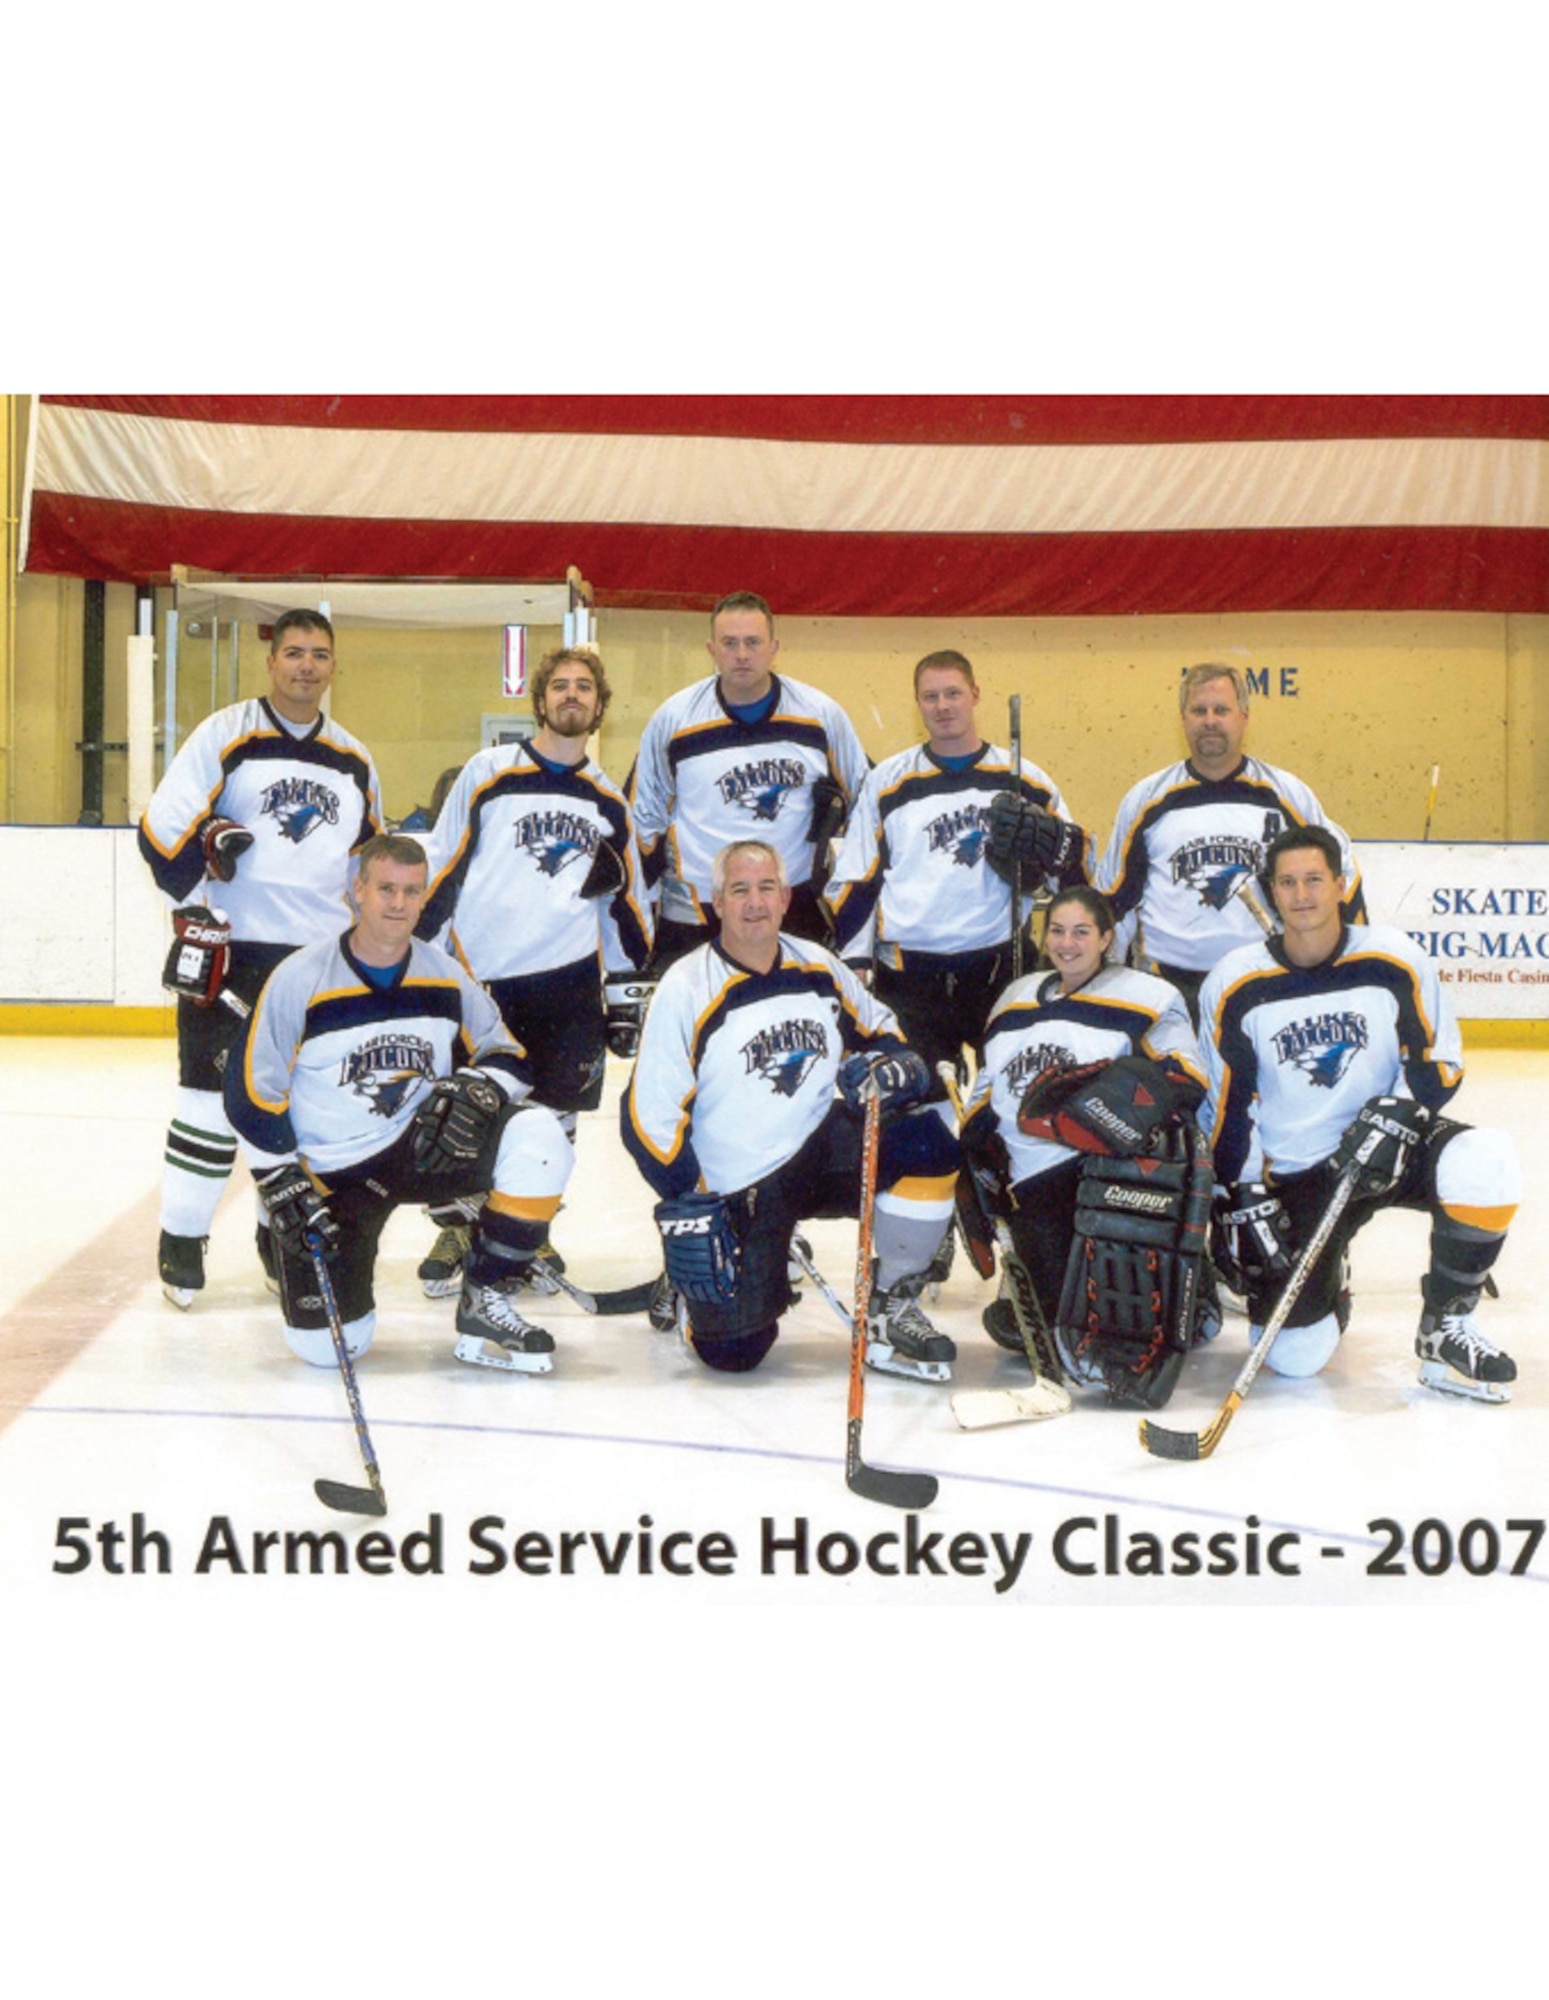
(1055, 1148, 1211, 1409)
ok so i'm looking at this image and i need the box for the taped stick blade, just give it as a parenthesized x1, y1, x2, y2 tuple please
(315, 1477, 388, 1516)
(951, 1382, 1072, 1430)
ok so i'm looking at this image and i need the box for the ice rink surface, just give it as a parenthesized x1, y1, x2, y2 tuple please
(2, 1033, 1546, 1612)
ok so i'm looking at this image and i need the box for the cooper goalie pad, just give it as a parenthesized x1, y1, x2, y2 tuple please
(1053, 1128, 1214, 1410)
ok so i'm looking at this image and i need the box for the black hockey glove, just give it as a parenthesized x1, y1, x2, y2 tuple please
(1018, 1054, 1199, 1156)
(579, 840, 626, 901)
(604, 971, 655, 1059)
(806, 775, 849, 890)
(655, 1192, 741, 1304)
(255, 1162, 340, 1261)
(409, 1070, 506, 1176)
(161, 905, 232, 1007)
(984, 793, 1084, 887)
(837, 1046, 932, 1114)
(200, 815, 255, 884)
(1212, 1183, 1294, 1295)
(1331, 1096, 1430, 1197)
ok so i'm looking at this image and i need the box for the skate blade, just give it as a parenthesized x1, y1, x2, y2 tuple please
(420, 1274, 462, 1299)
(951, 1382, 1073, 1429)
(453, 1333, 554, 1375)
(1418, 1360, 1511, 1404)
(161, 1282, 197, 1311)
(865, 1339, 952, 1384)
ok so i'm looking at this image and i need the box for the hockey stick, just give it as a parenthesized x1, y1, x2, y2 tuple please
(1424, 763, 1440, 841)
(845, 1088, 940, 1511)
(307, 1236, 388, 1517)
(1008, 693, 1025, 981)
(933, 1061, 995, 1280)
(1229, 870, 1277, 938)
(789, 1235, 855, 1332)
(1138, 1165, 1358, 1462)
(528, 1264, 660, 1317)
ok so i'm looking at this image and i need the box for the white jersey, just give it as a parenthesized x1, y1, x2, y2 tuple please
(1095, 756, 1364, 974)
(826, 740, 1086, 967)
(417, 741, 652, 980)
(621, 933, 906, 1199)
(227, 932, 533, 1180)
(627, 673, 870, 925)
(138, 697, 382, 945)
(964, 963, 1205, 1187)
(1198, 923, 1463, 1185)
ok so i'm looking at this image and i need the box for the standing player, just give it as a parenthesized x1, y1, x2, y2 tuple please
(824, 650, 1090, 1084)
(413, 647, 651, 1294)
(1097, 663, 1365, 1022)
(226, 835, 575, 1372)
(1198, 825, 1519, 1399)
(139, 610, 382, 1307)
(621, 840, 959, 1378)
(628, 591, 870, 969)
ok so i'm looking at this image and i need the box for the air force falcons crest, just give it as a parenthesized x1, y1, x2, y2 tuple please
(1171, 811, 1285, 910)
(512, 807, 600, 879)
(926, 804, 990, 869)
(340, 1034, 439, 1116)
(718, 758, 808, 823)
(1272, 1011, 1370, 1089)
(741, 1019, 829, 1097)
(260, 775, 341, 844)
(1003, 1041, 1077, 1098)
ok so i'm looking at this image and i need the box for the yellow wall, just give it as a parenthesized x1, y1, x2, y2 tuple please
(4, 384, 1545, 844)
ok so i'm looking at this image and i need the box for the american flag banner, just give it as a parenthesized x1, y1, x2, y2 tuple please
(21, 394, 1549, 617)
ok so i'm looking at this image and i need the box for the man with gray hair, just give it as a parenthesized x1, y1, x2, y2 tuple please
(1096, 662, 1365, 1023)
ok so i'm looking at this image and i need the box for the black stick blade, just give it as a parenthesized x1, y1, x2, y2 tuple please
(1137, 1419, 1202, 1461)
(315, 1478, 388, 1517)
(846, 1459, 939, 1511)
(591, 1280, 661, 1315)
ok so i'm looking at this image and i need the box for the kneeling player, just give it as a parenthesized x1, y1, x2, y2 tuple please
(622, 840, 959, 1376)
(226, 835, 575, 1373)
(1199, 825, 1520, 1400)
(960, 886, 1211, 1407)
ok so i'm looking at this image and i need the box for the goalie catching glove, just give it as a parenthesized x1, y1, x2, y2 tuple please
(409, 1070, 506, 1176)
(984, 793, 1084, 887)
(1018, 1055, 1199, 1157)
(655, 1192, 741, 1304)
(1331, 1096, 1430, 1197)
(254, 1162, 340, 1261)
(837, 1046, 931, 1114)
(161, 905, 231, 1007)
(199, 815, 254, 884)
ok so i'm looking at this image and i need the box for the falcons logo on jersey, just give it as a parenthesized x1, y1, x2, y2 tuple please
(340, 1035, 438, 1115)
(260, 775, 341, 845)
(1271, 1011, 1370, 1089)
(718, 758, 808, 823)
(1003, 1040, 1076, 1097)
(1171, 812, 1285, 909)
(513, 808, 599, 879)
(741, 1019, 829, 1097)
(926, 804, 990, 868)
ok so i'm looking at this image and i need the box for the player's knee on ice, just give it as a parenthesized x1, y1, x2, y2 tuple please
(689, 1324, 779, 1372)
(285, 1311, 375, 1367)
(1254, 1310, 1340, 1378)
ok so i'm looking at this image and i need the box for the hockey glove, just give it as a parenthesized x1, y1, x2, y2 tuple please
(200, 815, 255, 884)
(837, 1046, 932, 1114)
(409, 1070, 506, 1176)
(161, 905, 232, 1007)
(604, 971, 655, 1058)
(579, 840, 626, 901)
(255, 1162, 340, 1261)
(1018, 1054, 1199, 1156)
(655, 1192, 741, 1304)
(1331, 1096, 1430, 1197)
(1212, 1183, 1294, 1295)
(806, 775, 849, 889)
(984, 793, 1084, 887)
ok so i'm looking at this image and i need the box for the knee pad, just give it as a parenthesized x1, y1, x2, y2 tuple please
(1435, 1126, 1521, 1231)
(1255, 1311, 1340, 1378)
(689, 1323, 779, 1373)
(284, 1312, 375, 1368)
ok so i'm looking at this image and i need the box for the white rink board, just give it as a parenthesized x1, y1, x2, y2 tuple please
(1361, 841, 1549, 1018)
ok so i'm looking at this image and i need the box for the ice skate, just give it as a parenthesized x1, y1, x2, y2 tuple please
(453, 1280, 555, 1374)
(647, 1270, 685, 1335)
(1416, 1280, 1515, 1404)
(866, 1272, 955, 1382)
(418, 1222, 471, 1299)
(159, 1230, 207, 1310)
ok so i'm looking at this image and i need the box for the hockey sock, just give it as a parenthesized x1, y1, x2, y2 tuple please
(873, 1200, 952, 1294)
(1431, 1127, 1519, 1287)
(161, 1086, 237, 1235)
